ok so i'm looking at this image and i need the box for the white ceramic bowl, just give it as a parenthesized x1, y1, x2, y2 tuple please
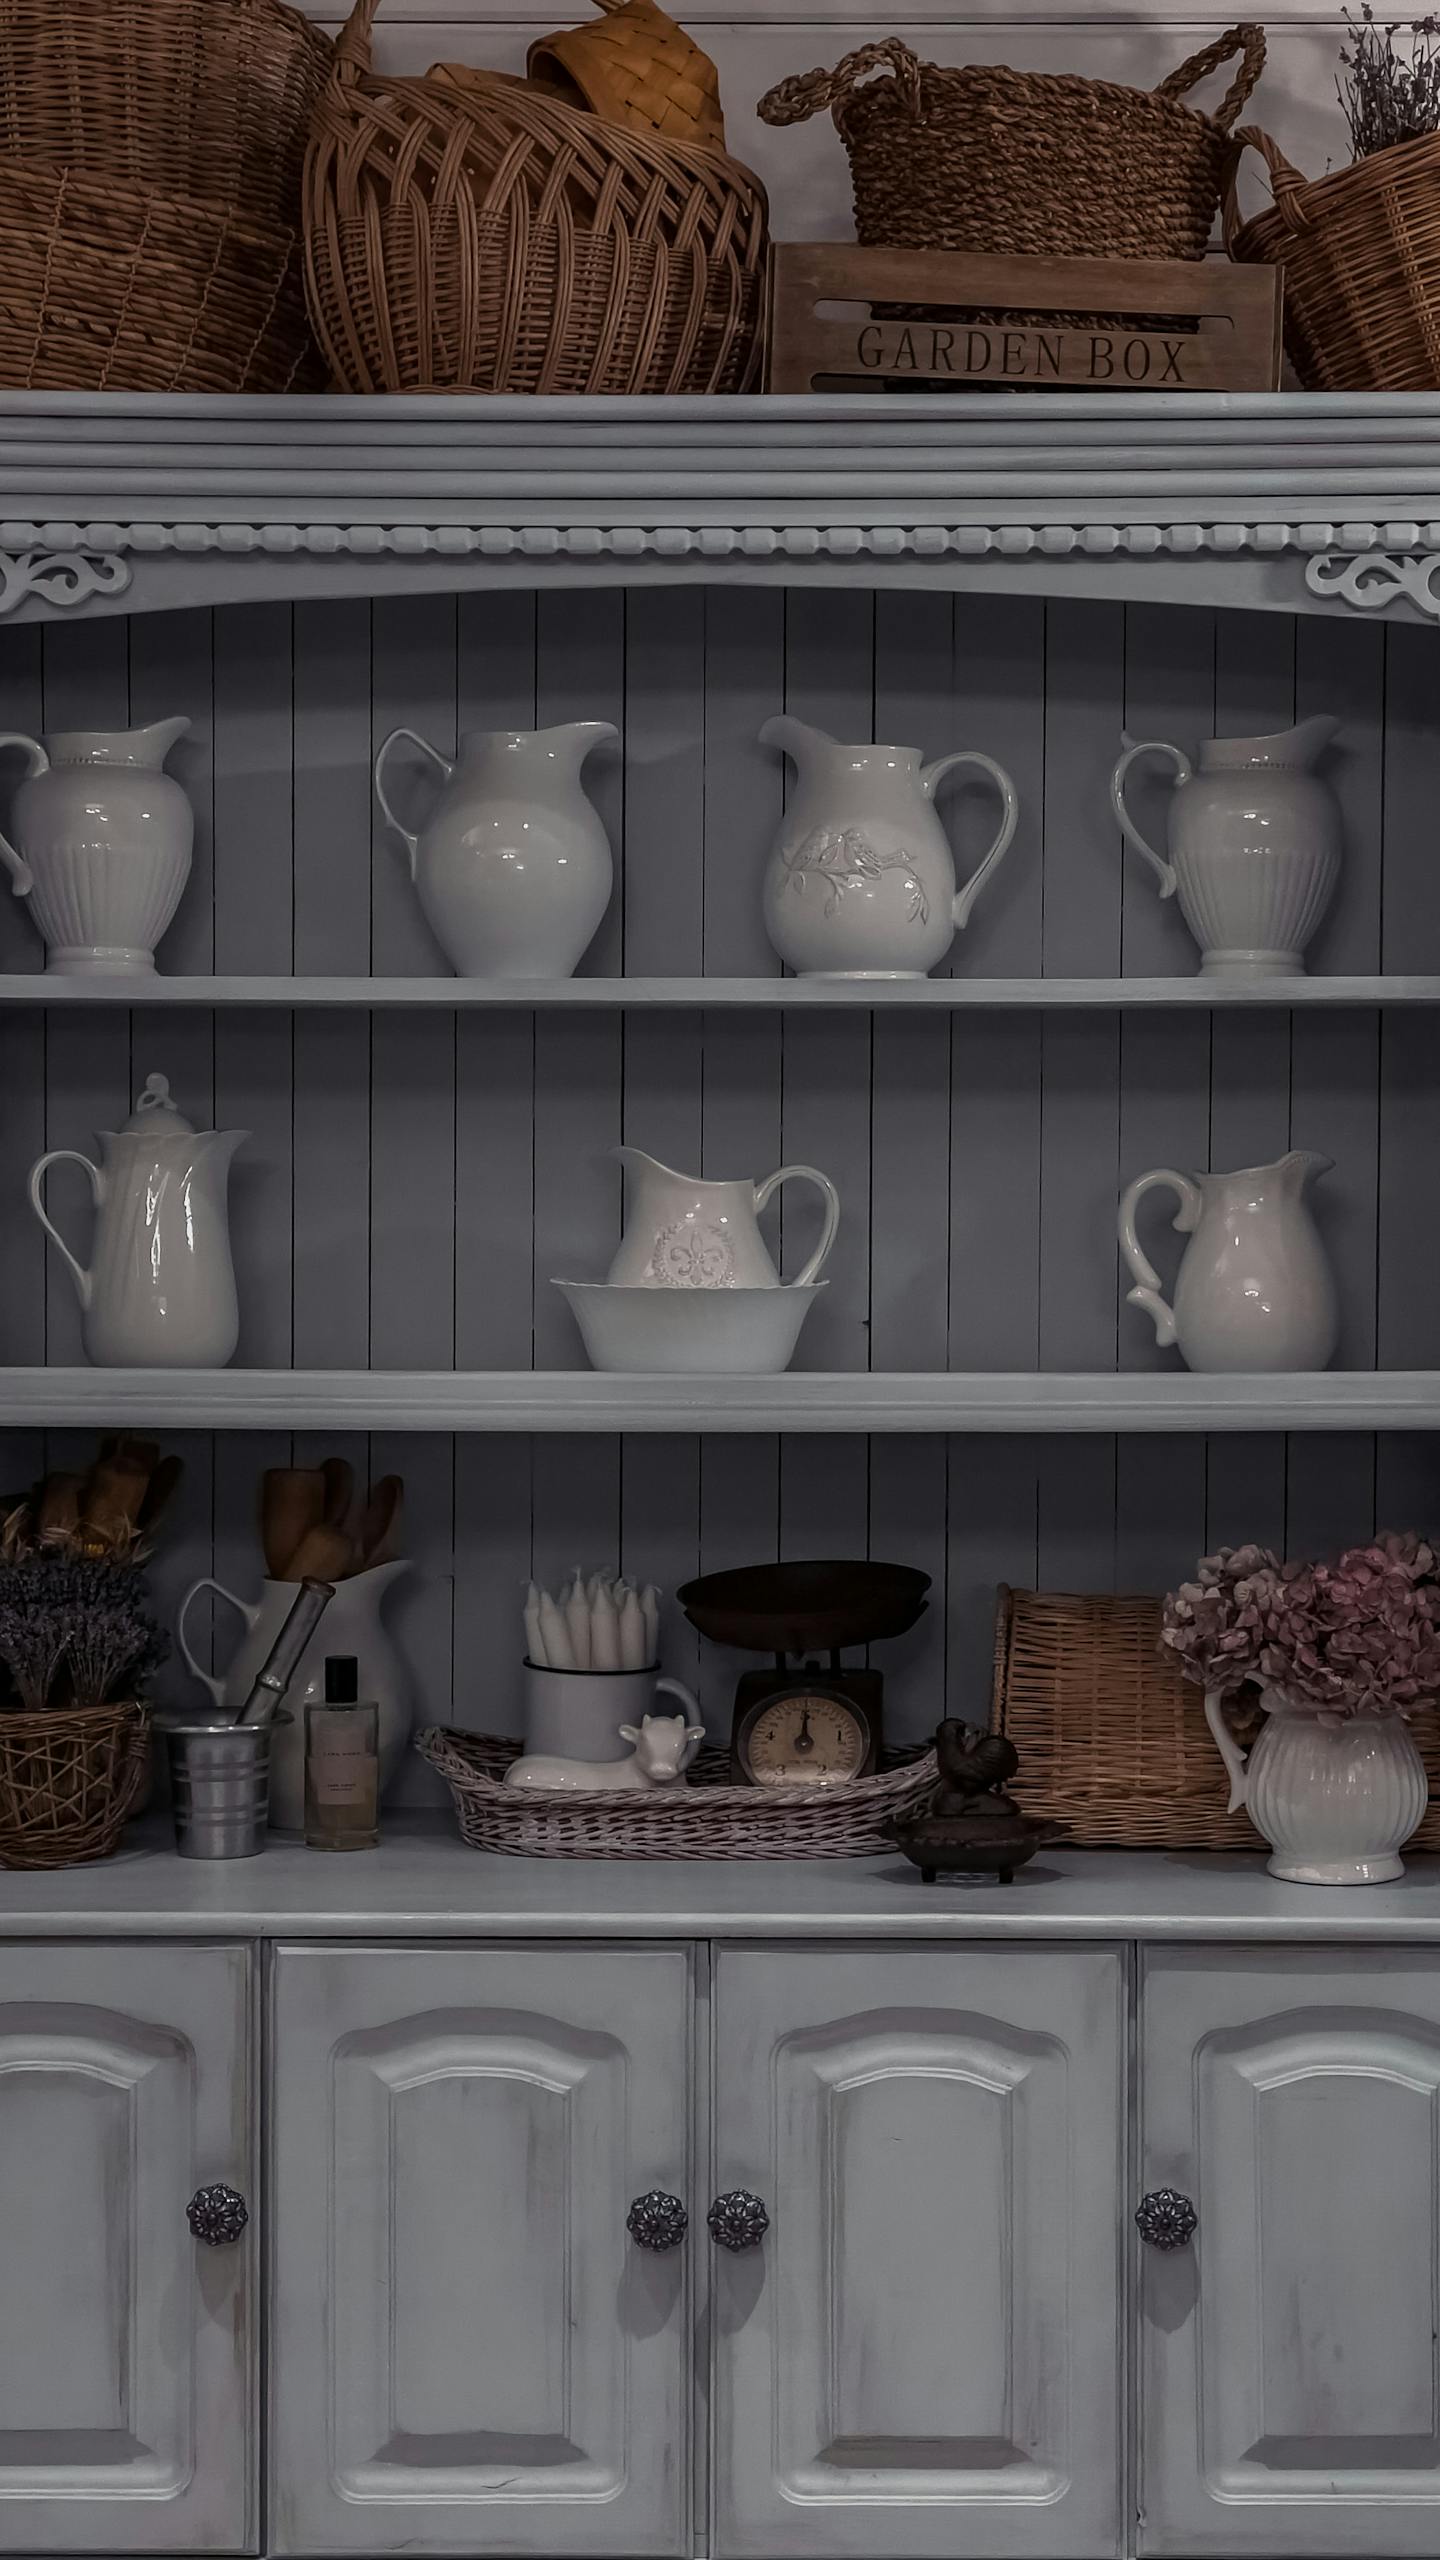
(554, 1280, 823, 1375)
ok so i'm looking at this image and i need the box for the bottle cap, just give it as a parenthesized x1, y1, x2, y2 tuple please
(324, 1655, 359, 1704)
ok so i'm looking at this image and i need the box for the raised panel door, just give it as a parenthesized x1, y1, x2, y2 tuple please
(711, 1945, 1124, 2558)
(0, 1942, 254, 2553)
(269, 1943, 693, 2555)
(1140, 1949, 1440, 2554)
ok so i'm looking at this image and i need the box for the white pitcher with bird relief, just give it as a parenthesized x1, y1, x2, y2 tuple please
(760, 714, 1019, 977)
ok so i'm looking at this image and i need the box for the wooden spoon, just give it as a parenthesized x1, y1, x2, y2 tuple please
(261, 1468, 326, 1580)
(321, 1456, 356, 1533)
(358, 1475, 403, 1570)
(137, 1453, 185, 1539)
(284, 1520, 359, 1583)
(35, 1472, 82, 1538)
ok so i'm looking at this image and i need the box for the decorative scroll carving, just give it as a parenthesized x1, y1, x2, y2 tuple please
(0, 550, 131, 616)
(1306, 551, 1440, 620)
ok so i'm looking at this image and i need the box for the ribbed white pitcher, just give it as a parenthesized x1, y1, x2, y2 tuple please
(0, 716, 192, 974)
(1204, 1689, 1428, 1884)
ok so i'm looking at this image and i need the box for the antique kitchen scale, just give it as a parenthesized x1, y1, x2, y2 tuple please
(676, 1560, 930, 1786)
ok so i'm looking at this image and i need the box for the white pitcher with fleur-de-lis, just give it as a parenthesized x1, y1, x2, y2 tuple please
(760, 714, 1019, 978)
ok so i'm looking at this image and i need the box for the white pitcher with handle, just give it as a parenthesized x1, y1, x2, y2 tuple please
(0, 716, 192, 975)
(1110, 717, 1341, 978)
(760, 714, 1018, 978)
(1117, 1151, 1338, 1374)
(608, 1146, 840, 1288)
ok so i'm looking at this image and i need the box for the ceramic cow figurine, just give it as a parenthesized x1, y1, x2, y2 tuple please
(504, 1712, 706, 1793)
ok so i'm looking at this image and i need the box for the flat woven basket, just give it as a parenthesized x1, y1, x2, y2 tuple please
(524, 0, 726, 149)
(757, 27, 1264, 261)
(0, 0, 331, 231)
(992, 1586, 1440, 1851)
(0, 161, 318, 394)
(419, 1727, 937, 1858)
(1225, 125, 1440, 389)
(0, 1699, 150, 1871)
(304, 0, 768, 394)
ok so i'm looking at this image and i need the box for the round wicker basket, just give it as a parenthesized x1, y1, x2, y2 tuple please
(1225, 124, 1440, 390)
(419, 1728, 937, 1859)
(757, 27, 1265, 262)
(0, 1698, 150, 1872)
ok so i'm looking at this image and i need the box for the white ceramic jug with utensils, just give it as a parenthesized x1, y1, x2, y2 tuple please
(608, 1145, 839, 1288)
(1118, 1151, 1339, 1373)
(760, 714, 1018, 977)
(1110, 717, 1342, 978)
(0, 716, 192, 974)
(374, 720, 617, 976)
(29, 1073, 245, 1367)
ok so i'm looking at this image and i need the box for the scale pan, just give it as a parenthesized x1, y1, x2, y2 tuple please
(677, 1558, 930, 1654)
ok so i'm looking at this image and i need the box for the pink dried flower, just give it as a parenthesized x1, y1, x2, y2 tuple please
(1162, 1536, 1440, 1718)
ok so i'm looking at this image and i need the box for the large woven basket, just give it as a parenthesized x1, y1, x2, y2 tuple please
(0, 1699, 150, 1871)
(992, 1586, 1440, 1851)
(305, 0, 768, 394)
(525, 0, 726, 149)
(1226, 125, 1440, 390)
(0, 0, 331, 231)
(0, 161, 318, 394)
(758, 27, 1265, 261)
(419, 1727, 937, 1858)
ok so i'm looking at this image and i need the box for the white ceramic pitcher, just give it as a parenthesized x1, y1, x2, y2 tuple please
(0, 717, 192, 975)
(375, 720, 617, 977)
(1118, 1151, 1338, 1374)
(760, 714, 1018, 977)
(1203, 1689, 1427, 1885)
(29, 1074, 246, 1368)
(1110, 716, 1341, 978)
(608, 1145, 840, 1288)
(176, 1561, 411, 1832)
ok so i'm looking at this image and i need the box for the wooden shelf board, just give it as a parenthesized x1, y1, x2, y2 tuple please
(5, 975, 1440, 1010)
(2, 1369, 1438, 1432)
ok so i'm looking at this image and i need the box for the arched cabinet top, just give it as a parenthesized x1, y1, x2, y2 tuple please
(2, 388, 1439, 624)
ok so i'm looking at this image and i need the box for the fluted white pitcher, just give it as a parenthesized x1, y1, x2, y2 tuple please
(0, 716, 192, 974)
(1205, 1690, 1427, 1884)
(1111, 716, 1341, 978)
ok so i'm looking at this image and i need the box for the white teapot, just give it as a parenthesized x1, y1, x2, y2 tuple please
(608, 1146, 839, 1289)
(760, 714, 1018, 977)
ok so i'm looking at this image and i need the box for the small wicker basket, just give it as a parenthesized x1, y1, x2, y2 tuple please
(1225, 125, 1440, 390)
(419, 1728, 937, 1858)
(992, 1586, 1440, 1852)
(524, 0, 726, 149)
(0, 1699, 150, 1871)
(304, 0, 768, 395)
(758, 27, 1265, 262)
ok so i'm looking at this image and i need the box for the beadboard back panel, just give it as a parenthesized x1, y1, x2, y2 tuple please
(0, 593, 1435, 1779)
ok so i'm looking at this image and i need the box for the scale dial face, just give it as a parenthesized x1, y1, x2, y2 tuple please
(737, 1689, 871, 1788)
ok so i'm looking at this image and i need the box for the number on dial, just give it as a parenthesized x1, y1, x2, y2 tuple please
(743, 1693, 868, 1787)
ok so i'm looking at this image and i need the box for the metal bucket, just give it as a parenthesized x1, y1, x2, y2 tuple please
(161, 1715, 289, 1859)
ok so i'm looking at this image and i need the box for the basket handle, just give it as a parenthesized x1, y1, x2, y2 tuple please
(758, 38, 923, 129)
(1221, 122, 1312, 249)
(332, 0, 381, 84)
(1157, 23, 1266, 130)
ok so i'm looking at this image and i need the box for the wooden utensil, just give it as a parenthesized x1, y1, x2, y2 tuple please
(358, 1474, 403, 1568)
(321, 1456, 356, 1532)
(78, 1448, 153, 1543)
(35, 1471, 82, 1538)
(137, 1453, 185, 1538)
(283, 1520, 358, 1583)
(261, 1468, 326, 1580)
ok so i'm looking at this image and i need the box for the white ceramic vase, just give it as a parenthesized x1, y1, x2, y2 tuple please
(0, 717, 192, 974)
(1204, 1689, 1428, 1884)
(1111, 716, 1341, 979)
(521, 1662, 701, 1762)
(374, 720, 617, 977)
(176, 1561, 412, 1833)
(1118, 1150, 1338, 1373)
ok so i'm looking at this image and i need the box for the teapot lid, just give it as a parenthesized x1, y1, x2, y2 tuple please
(119, 1072, 195, 1137)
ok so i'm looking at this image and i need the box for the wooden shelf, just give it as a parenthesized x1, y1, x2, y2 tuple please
(3, 1369, 1437, 1433)
(4, 974, 1440, 1010)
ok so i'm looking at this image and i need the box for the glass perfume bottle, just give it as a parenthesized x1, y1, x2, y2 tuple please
(304, 1656, 379, 1850)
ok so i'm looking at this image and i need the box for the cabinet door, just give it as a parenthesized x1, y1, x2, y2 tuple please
(1140, 1949, 1440, 2555)
(711, 1945, 1124, 2559)
(270, 1943, 693, 2556)
(0, 1942, 254, 2554)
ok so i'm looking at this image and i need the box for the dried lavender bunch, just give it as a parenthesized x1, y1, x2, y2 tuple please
(1338, 6, 1440, 157)
(0, 1563, 71, 1711)
(0, 1556, 168, 1712)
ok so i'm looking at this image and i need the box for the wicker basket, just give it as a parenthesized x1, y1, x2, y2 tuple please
(304, 0, 768, 395)
(419, 1727, 937, 1858)
(991, 1586, 1440, 1851)
(524, 0, 726, 149)
(758, 27, 1265, 262)
(0, 161, 318, 395)
(1225, 125, 1440, 390)
(0, 0, 331, 231)
(0, 1699, 150, 1871)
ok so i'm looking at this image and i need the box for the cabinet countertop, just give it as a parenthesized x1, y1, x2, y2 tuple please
(7, 1820, 1440, 1938)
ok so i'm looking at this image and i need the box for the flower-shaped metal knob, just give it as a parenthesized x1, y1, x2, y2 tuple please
(627, 2191, 689, 2252)
(186, 2183, 249, 2247)
(1135, 2188, 1198, 2251)
(708, 2190, 770, 2253)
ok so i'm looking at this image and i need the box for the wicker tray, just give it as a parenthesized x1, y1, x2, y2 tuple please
(418, 1727, 937, 1858)
(991, 1586, 1440, 1851)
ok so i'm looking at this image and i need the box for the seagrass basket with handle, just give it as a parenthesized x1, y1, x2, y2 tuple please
(758, 26, 1265, 261)
(304, 0, 768, 394)
(991, 1585, 1440, 1852)
(1225, 124, 1440, 388)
